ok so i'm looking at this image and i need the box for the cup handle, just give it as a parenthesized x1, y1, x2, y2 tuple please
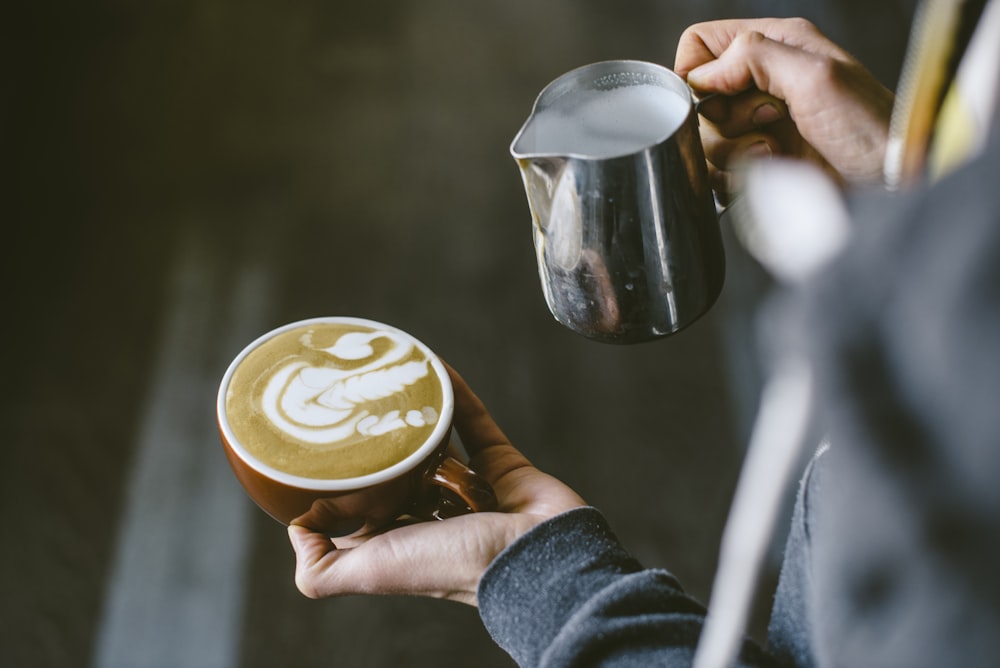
(422, 455, 499, 519)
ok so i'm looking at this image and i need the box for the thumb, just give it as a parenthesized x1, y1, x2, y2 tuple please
(288, 525, 341, 599)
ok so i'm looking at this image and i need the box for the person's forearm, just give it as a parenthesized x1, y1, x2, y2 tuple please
(478, 507, 775, 667)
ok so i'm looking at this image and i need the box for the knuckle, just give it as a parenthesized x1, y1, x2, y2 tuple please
(801, 56, 848, 97)
(783, 17, 818, 34)
(729, 30, 763, 54)
(679, 20, 712, 40)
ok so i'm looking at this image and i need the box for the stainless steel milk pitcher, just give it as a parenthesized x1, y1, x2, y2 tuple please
(511, 60, 724, 344)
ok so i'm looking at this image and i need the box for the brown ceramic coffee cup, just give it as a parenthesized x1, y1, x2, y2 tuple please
(217, 316, 497, 537)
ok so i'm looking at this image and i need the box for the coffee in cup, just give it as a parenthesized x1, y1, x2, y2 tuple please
(217, 316, 497, 536)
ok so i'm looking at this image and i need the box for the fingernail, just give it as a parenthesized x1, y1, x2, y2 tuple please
(752, 103, 782, 126)
(744, 141, 773, 158)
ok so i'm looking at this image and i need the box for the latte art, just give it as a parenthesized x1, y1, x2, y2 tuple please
(263, 330, 437, 448)
(225, 320, 446, 479)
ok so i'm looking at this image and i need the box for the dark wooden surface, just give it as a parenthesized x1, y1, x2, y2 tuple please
(2, 1, 914, 666)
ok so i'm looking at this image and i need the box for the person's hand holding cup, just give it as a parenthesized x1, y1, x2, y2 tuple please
(217, 316, 498, 538)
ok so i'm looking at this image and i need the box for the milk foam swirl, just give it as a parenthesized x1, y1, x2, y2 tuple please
(261, 329, 438, 450)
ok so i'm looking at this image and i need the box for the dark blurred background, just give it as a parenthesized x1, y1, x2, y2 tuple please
(2, 1, 915, 666)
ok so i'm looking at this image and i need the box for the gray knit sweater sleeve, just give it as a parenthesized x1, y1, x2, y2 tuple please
(477, 507, 776, 668)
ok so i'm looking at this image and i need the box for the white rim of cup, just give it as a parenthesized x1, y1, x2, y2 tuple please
(217, 316, 455, 491)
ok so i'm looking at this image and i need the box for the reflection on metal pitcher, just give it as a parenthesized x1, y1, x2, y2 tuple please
(512, 60, 725, 344)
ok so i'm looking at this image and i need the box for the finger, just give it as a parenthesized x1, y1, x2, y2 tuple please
(675, 18, 840, 78)
(290, 517, 496, 604)
(698, 89, 788, 137)
(288, 525, 341, 599)
(289, 523, 394, 599)
(445, 364, 512, 457)
(444, 364, 541, 491)
(288, 526, 411, 598)
(700, 120, 780, 206)
(701, 120, 776, 172)
(688, 32, 827, 103)
(710, 167, 735, 207)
